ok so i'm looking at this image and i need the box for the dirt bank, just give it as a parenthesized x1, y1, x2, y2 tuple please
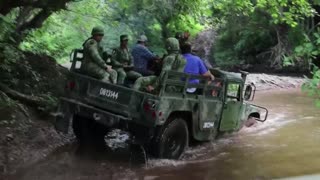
(0, 52, 72, 178)
(0, 58, 307, 178)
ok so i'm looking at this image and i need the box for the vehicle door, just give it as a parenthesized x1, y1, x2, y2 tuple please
(198, 82, 223, 132)
(219, 82, 243, 131)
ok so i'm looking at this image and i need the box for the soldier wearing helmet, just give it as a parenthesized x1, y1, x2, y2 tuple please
(131, 34, 158, 76)
(80, 26, 117, 84)
(111, 35, 142, 85)
(133, 37, 186, 92)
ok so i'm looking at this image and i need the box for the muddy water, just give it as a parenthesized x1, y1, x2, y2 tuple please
(11, 90, 320, 180)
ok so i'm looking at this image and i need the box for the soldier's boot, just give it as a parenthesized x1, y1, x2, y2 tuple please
(101, 72, 111, 83)
(117, 68, 127, 85)
(101, 74, 111, 83)
(108, 69, 118, 84)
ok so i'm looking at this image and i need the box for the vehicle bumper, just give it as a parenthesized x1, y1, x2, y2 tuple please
(54, 98, 154, 143)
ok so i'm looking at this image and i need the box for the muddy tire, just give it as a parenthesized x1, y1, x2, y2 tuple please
(72, 115, 108, 146)
(72, 115, 85, 142)
(156, 118, 189, 159)
(130, 144, 147, 164)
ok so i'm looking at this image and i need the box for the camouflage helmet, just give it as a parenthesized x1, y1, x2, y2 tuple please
(137, 35, 148, 42)
(91, 26, 104, 36)
(120, 34, 129, 41)
(165, 37, 180, 51)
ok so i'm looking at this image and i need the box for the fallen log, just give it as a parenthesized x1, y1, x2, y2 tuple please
(0, 83, 46, 107)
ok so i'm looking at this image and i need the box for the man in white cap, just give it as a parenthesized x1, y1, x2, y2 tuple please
(131, 35, 158, 76)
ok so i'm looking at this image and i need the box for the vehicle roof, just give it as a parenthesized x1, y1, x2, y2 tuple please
(211, 68, 244, 83)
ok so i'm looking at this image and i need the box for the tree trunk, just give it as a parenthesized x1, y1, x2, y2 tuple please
(15, 7, 35, 28)
(13, 9, 53, 44)
(159, 18, 171, 43)
(1, 0, 71, 44)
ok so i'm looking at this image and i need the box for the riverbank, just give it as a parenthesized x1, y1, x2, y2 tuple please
(0, 68, 307, 178)
(247, 73, 305, 91)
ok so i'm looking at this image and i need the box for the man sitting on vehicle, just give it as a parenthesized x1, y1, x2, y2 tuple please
(111, 35, 142, 85)
(133, 37, 186, 92)
(80, 26, 117, 84)
(131, 35, 159, 76)
(181, 43, 215, 93)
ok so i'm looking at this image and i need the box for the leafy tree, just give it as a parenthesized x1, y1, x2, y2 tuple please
(20, 0, 207, 61)
(212, 0, 317, 69)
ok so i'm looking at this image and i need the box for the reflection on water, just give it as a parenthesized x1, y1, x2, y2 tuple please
(12, 89, 320, 180)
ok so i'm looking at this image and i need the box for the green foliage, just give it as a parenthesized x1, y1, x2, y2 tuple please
(0, 14, 24, 86)
(0, 92, 16, 108)
(19, 0, 207, 62)
(212, 0, 317, 69)
(0, 15, 15, 42)
(213, 10, 277, 68)
(213, 0, 314, 27)
(0, 43, 24, 74)
(19, 0, 106, 63)
(0, 15, 24, 79)
(39, 93, 59, 111)
(168, 15, 204, 37)
(285, 28, 320, 106)
(284, 28, 320, 70)
(302, 67, 320, 107)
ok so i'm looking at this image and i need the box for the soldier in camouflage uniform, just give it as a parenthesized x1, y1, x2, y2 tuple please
(111, 35, 142, 85)
(80, 26, 117, 84)
(133, 37, 186, 92)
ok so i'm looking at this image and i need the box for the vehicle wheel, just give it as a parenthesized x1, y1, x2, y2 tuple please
(244, 116, 257, 127)
(157, 118, 189, 159)
(72, 115, 108, 146)
(129, 144, 147, 164)
(72, 115, 85, 141)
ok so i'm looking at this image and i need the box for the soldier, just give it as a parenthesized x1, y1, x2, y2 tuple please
(111, 35, 142, 85)
(80, 26, 117, 84)
(133, 37, 186, 92)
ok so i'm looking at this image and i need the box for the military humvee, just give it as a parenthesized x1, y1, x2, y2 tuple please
(55, 49, 268, 159)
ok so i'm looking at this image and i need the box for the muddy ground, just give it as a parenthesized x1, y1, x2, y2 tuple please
(0, 64, 306, 178)
(0, 53, 70, 177)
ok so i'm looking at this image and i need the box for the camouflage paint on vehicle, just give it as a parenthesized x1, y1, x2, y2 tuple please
(56, 59, 268, 148)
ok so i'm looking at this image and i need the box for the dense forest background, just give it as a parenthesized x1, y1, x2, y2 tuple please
(0, 0, 320, 106)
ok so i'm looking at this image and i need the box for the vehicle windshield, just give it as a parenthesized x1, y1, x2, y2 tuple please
(226, 83, 241, 101)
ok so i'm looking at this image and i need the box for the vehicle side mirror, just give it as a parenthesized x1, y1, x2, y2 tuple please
(244, 83, 256, 101)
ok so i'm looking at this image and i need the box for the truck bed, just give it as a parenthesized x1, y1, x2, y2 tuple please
(65, 72, 157, 119)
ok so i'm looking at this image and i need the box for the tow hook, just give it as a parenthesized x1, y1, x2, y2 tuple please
(93, 113, 102, 121)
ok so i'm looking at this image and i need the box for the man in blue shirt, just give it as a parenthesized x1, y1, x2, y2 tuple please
(131, 35, 158, 76)
(181, 43, 215, 93)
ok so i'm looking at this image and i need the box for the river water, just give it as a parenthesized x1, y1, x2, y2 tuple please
(11, 89, 320, 180)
